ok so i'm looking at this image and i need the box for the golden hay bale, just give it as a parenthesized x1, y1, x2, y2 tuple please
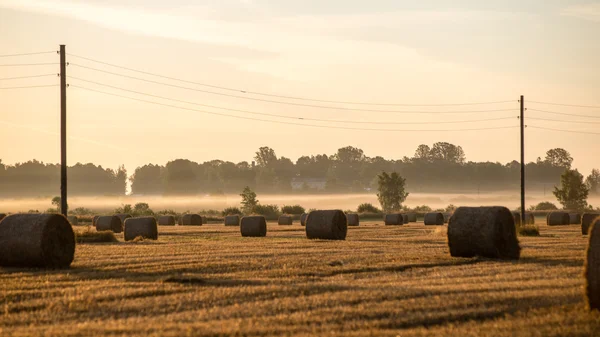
(115, 213, 132, 224)
(181, 214, 202, 226)
(583, 213, 600, 235)
(95, 215, 123, 233)
(300, 213, 308, 226)
(424, 212, 444, 226)
(547, 211, 570, 226)
(240, 216, 267, 237)
(306, 210, 347, 240)
(92, 215, 100, 227)
(448, 206, 520, 260)
(278, 215, 293, 226)
(384, 214, 403, 226)
(346, 213, 360, 227)
(224, 215, 240, 226)
(0, 213, 75, 268)
(124, 217, 158, 241)
(158, 215, 176, 226)
(569, 213, 582, 225)
(407, 213, 417, 223)
(585, 218, 600, 310)
(67, 215, 78, 226)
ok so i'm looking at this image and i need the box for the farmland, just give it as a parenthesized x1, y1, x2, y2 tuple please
(1, 221, 599, 336)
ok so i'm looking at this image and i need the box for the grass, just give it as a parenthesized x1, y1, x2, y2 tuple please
(518, 225, 541, 237)
(75, 227, 118, 244)
(2, 221, 599, 336)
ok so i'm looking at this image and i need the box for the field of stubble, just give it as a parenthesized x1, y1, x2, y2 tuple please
(1, 221, 599, 337)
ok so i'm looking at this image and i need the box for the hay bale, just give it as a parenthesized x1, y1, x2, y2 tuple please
(447, 206, 520, 259)
(586, 218, 600, 310)
(67, 215, 78, 226)
(224, 215, 240, 226)
(346, 213, 359, 227)
(547, 211, 570, 226)
(278, 215, 293, 226)
(384, 214, 403, 226)
(92, 215, 100, 227)
(424, 212, 444, 226)
(512, 212, 522, 227)
(300, 213, 308, 226)
(158, 215, 176, 226)
(0, 213, 75, 268)
(95, 215, 123, 233)
(407, 213, 417, 223)
(240, 216, 267, 237)
(124, 217, 158, 241)
(570, 213, 582, 225)
(402, 214, 409, 224)
(583, 213, 600, 235)
(181, 214, 202, 226)
(115, 213, 132, 224)
(306, 210, 347, 240)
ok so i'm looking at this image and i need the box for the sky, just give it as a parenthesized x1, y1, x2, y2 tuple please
(0, 0, 599, 176)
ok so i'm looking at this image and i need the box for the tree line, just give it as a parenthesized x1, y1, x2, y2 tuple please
(1, 142, 598, 197)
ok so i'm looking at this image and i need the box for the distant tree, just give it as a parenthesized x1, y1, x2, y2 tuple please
(357, 203, 381, 214)
(413, 144, 431, 161)
(445, 204, 457, 212)
(222, 206, 242, 216)
(586, 169, 600, 195)
(412, 205, 432, 212)
(533, 201, 558, 211)
(133, 202, 154, 216)
(114, 204, 133, 214)
(281, 205, 305, 215)
(254, 147, 278, 167)
(252, 204, 280, 218)
(240, 186, 259, 214)
(430, 142, 465, 164)
(553, 169, 589, 210)
(376, 172, 409, 212)
(51, 196, 61, 211)
(545, 148, 573, 169)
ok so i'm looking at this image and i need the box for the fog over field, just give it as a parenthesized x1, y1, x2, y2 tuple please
(2, 192, 600, 214)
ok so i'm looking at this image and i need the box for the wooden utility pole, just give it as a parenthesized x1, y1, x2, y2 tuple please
(520, 95, 525, 223)
(60, 45, 67, 216)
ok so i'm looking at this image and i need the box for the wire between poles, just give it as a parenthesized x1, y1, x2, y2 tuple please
(528, 108, 600, 119)
(0, 84, 59, 90)
(528, 125, 600, 135)
(0, 51, 56, 58)
(528, 100, 600, 109)
(0, 74, 58, 81)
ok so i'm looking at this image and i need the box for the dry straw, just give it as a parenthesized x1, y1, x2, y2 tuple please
(224, 215, 240, 226)
(300, 213, 308, 227)
(278, 215, 293, 226)
(0, 213, 75, 268)
(240, 216, 267, 237)
(547, 212, 570, 226)
(306, 210, 347, 240)
(346, 213, 360, 227)
(583, 213, 600, 235)
(384, 214, 403, 226)
(424, 212, 444, 226)
(585, 218, 600, 310)
(181, 214, 203, 226)
(95, 215, 123, 233)
(448, 206, 520, 259)
(124, 217, 158, 241)
(158, 215, 176, 226)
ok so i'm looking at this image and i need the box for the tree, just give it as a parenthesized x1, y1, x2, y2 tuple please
(51, 196, 68, 211)
(586, 169, 600, 195)
(376, 172, 409, 212)
(545, 148, 573, 169)
(254, 147, 277, 167)
(413, 144, 431, 161)
(430, 142, 465, 164)
(240, 186, 259, 214)
(533, 201, 558, 211)
(553, 169, 589, 210)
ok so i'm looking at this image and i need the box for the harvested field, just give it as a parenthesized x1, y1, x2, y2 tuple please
(1, 221, 599, 336)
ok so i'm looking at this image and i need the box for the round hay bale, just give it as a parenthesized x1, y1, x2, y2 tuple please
(95, 215, 123, 233)
(512, 212, 522, 227)
(424, 212, 444, 226)
(181, 214, 202, 226)
(306, 210, 347, 240)
(300, 213, 308, 227)
(402, 214, 409, 224)
(569, 213, 582, 225)
(583, 213, 600, 235)
(124, 217, 158, 241)
(115, 213, 132, 224)
(224, 215, 240, 226)
(92, 215, 100, 227)
(384, 214, 403, 226)
(278, 215, 293, 226)
(0, 213, 75, 268)
(407, 213, 417, 223)
(346, 213, 360, 227)
(448, 206, 520, 259)
(67, 215, 78, 226)
(240, 216, 267, 237)
(547, 211, 570, 226)
(586, 218, 600, 310)
(158, 215, 176, 226)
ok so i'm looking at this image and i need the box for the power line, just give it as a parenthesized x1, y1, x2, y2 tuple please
(67, 55, 515, 107)
(528, 125, 600, 135)
(69, 64, 514, 114)
(68, 76, 517, 125)
(0, 74, 58, 81)
(0, 51, 56, 58)
(0, 84, 59, 90)
(71, 84, 519, 133)
(527, 117, 600, 124)
(0, 63, 58, 67)
(529, 100, 600, 109)
(528, 108, 600, 119)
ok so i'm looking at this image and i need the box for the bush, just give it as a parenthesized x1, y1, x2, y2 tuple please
(534, 202, 558, 211)
(222, 207, 242, 216)
(357, 203, 381, 214)
(70, 207, 94, 216)
(518, 225, 540, 237)
(156, 209, 177, 216)
(252, 204, 280, 218)
(281, 205, 305, 215)
(412, 205, 432, 212)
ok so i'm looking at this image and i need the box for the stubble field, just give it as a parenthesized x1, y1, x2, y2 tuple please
(1, 221, 599, 336)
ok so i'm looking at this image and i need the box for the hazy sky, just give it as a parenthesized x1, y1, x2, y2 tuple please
(1, 0, 599, 175)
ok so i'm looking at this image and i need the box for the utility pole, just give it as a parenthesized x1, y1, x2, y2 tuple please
(520, 95, 525, 223)
(60, 45, 67, 216)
